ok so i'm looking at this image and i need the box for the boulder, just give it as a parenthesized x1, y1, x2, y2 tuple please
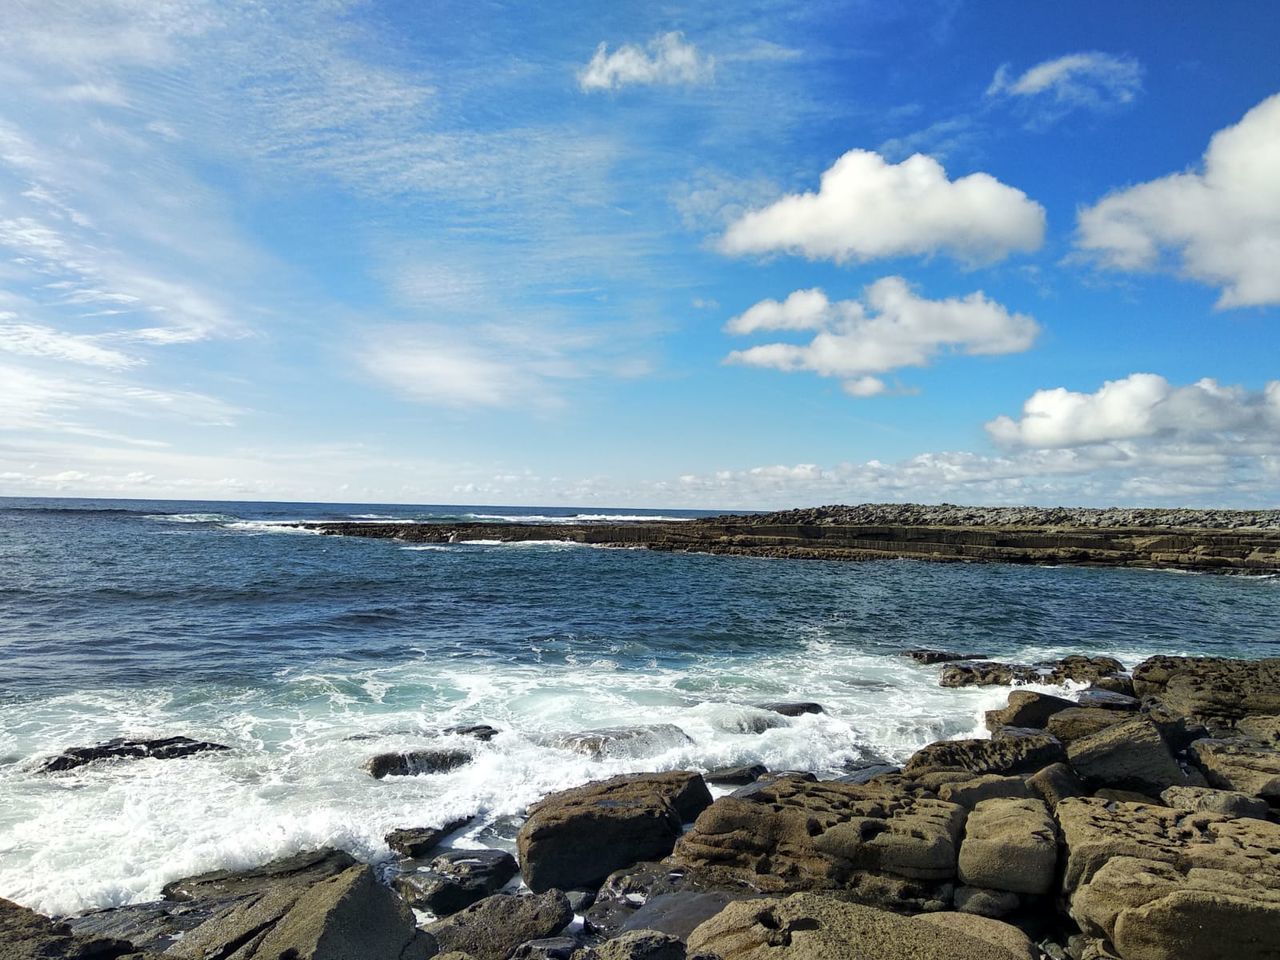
(755, 702, 825, 717)
(672, 778, 965, 891)
(984, 691, 1075, 731)
(38, 736, 230, 773)
(1066, 717, 1187, 794)
(685, 892, 1035, 960)
(1159, 785, 1271, 820)
(902, 734, 1064, 778)
(904, 649, 988, 665)
(365, 748, 471, 779)
(1190, 739, 1280, 802)
(1237, 715, 1280, 743)
(937, 775, 1031, 809)
(425, 892, 573, 960)
(386, 816, 475, 858)
(705, 765, 768, 785)
(510, 938, 581, 960)
(1046, 708, 1127, 745)
(549, 726, 694, 760)
(517, 773, 712, 892)
(445, 724, 501, 741)
(957, 798, 1057, 895)
(940, 656, 1124, 689)
(593, 929, 686, 960)
(1027, 762, 1087, 811)
(1074, 689, 1140, 711)
(939, 662, 1038, 688)
(913, 912, 1038, 959)
(1132, 656, 1280, 726)
(395, 849, 518, 916)
(952, 885, 1023, 919)
(0, 897, 137, 960)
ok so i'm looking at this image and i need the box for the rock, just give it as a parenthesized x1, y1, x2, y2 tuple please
(672, 778, 966, 890)
(1159, 785, 1271, 820)
(957, 798, 1057, 895)
(163, 848, 359, 902)
(953, 885, 1023, 919)
(1069, 855, 1280, 960)
(686, 892, 1035, 960)
(583, 862, 758, 938)
(940, 656, 1124, 689)
(1237, 715, 1280, 743)
(1132, 656, 1280, 726)
(446, 724, 501, 741)
(1027, 762, 1087, 811)
(517, 773, 713, 892)
(902, 734, 1065, 778)
(169, 863, 432, 960)
(1093, 789, 1158, 804)
(550, 726, 694, 760)
(1046, 708, 1127, 745)
(705, 765, 768, 785)
(1074, 689, 1140, 711)
(1190, 739, 1280, 802)
(594, 929, 686, 960)
(984, 691, 1076, 731)
(0, 897, 137, 960)
(426, 892, 574, 960)
(621, 892, 742, 941)
(510, 938, 581, 960)
(386, 816, 475, 858)
(38, 736, 230, 773)
(395, 848, 518, 916)
(828, 763, 900, 785)
(937, 775, 1031, 809)
(1066, 716, 1187, 794)
(365, 748, 471, 779)
(904, 649, 987, 665)
(755, 702, 825, 717)
(914, 912, 1038, 959)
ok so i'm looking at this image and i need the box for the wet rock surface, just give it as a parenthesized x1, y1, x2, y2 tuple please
(386, 816, 476, 858)
(425, 891, 574, 960)
(38, 736, 230, 773)
(365, 748, 473, 779)
(395, 848, 518, 916)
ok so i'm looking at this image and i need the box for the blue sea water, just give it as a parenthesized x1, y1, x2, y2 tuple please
(1, 496, 1277, 916)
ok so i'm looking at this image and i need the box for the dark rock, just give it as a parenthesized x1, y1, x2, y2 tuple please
(386, 816, 475, 858)
(758, 770, 819, 783)
(1074, 689, 1140, 711)
(940, 656, 1125, 690)
(549, 726, 693, 760)
(364, 748, 471, 779)
(567, 890, 596, 913)
(984, 690, 1075, 731)
(829, 763, 900, 785)
(425, 891, 574, 960)
(162, 848, 358, 902)
(904, 649, 987, 665)
(582, 862, 762, 939)
(0, 897, 137, 960)
(705, 764, 767, 785)
(510, 937, 582, 960)
(594, 929, 686, 960)
(517, 772, 713, 893)
(1066, 716, 1187, 794)
(755, 701, 825, 717)
(396, 848, 518, 916)
(902, 734, 1065, 778)
(992, 725, 1056, 741)
(1046, 708, 1127, 745)
(38, 736, 230, 773)
(620, 892, 743, 942)
(446, 724, 501, 741)
(1026, 762, 1087, 811)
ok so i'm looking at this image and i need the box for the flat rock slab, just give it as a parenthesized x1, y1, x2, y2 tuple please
(958, 798, 1057, 895)
(940, 656, 1124, 689)
(1190, 738, 1280, 802)
(937, 775, 1031, 809)
(38, 736, 230, 773)
(517, 772, 712, 893)
(1046, 708, 1128, 744)
(1066, 716, 1187, 794)
(902, 733, 1064, 778)
(1132, 656, 1280, 725)
(686, 892, 1034, 960)
(1160, 785, 1271, 820)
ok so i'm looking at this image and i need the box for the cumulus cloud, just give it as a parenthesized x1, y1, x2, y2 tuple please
(1075, 92, 1280, 308)
(719, 150, 1044, 265)
(579, 32, 713, 92)
(987, 373, 1280, 448)
(725, 278, 1039, 395)
(988, 52, 1142, 122)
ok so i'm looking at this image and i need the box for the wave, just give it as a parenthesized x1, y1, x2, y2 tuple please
(144, 513, 237, 524)
(464, 513, 694, 524)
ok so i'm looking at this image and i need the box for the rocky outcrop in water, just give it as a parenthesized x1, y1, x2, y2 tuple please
(38, 736, 230, 773)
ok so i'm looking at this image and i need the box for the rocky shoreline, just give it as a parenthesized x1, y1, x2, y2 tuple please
(7, 653, 1280, 960)
(301, 502, 1280, 573)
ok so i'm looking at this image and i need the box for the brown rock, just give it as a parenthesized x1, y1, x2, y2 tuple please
(914, 912, 1037, 959)
(1237, 715, 1280, 743)
(1046, 708, 1127, 745)
(426, 892, 573, 960)
(984, 690, 1075, 732)
(1190, 739, 1280, 802)
(364, 748, 471, 779)
(1132, 656, 1280, 726)
(1159, 785, 1271, 820)
(937, 775, 1031, 809)
(386, 816, 475, 858)
(0, 897, 137, 960)
(1066, 717, 1187, 794)
(957, 798, 1057, 895)
(902, 734, 1065, 778)
(1027, 762, 1086, 811)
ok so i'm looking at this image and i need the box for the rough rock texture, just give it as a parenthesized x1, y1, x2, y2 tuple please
(1027, 762, 1087, 811)
(902, 734, 1064, 778)
(939, 657, 1125, 689)
(518, 773, 713, 892)
(38, 736, 229, 773)
(1190, 739, 1280, 802)
(913, 912, 1038, 960)
(365, 748, 472, 779)
(620, 892, 742, 941)
(904, 649, 988, 665)
(425, 892, 573, 960)
(1074, 689, 1140, 711)
(1132, 656, 1280, 726)
(706, 765, 768, 785)
(549, 726, 694, 760)
(593, 929, 686, 960)
(509, 938, 580, 960)
(984, 691, 1076, 731)
(672, 778, 965, 892)
(1046, 708, 1127, 745)
(1238, 715, 1280, 743)
(685, 892, 1034, 960)
(168, 864, 431, 960)
(581, 862, 759, 938)
(0, 897, 137, 960)
(1066, 717, 1187, 794)
(395, 849, 518, 916)
(386, 816, 475, 858)
(952, 885, 1023, 919)
(937, 775, 1031, 809)
(1160, 785, 1271, 819)
(957, 798, 1057, 895)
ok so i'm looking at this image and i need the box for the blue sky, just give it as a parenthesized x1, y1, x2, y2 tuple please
(0, 0, 1278, 508)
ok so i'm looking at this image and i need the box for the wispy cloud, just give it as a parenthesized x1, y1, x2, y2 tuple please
(579, 32, 714, 92)
(988, 52, 1142, 127)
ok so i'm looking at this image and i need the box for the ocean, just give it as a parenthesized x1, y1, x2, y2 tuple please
(1, 496, 1277, 917)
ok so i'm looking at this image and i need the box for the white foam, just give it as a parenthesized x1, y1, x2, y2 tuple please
(465, 513, 693, 524)
(222, 521, 319, 536)
(145, 513, 236, 524)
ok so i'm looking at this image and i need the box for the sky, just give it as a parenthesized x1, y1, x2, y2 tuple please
(0, 0, 1278, 509)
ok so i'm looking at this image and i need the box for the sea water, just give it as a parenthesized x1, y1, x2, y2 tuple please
(1, 497, 1277, 916)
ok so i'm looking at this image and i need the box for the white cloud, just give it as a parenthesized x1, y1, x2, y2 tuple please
(988, 52, 1141, 120)
(1075, 92, 1280, 307)
(0, 318, 138, 368)
(719, 149, 1045, 265)
(987, 373, 1280, 448)
(579, 32, 713, 92)
(725, 277, 1039, 394)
